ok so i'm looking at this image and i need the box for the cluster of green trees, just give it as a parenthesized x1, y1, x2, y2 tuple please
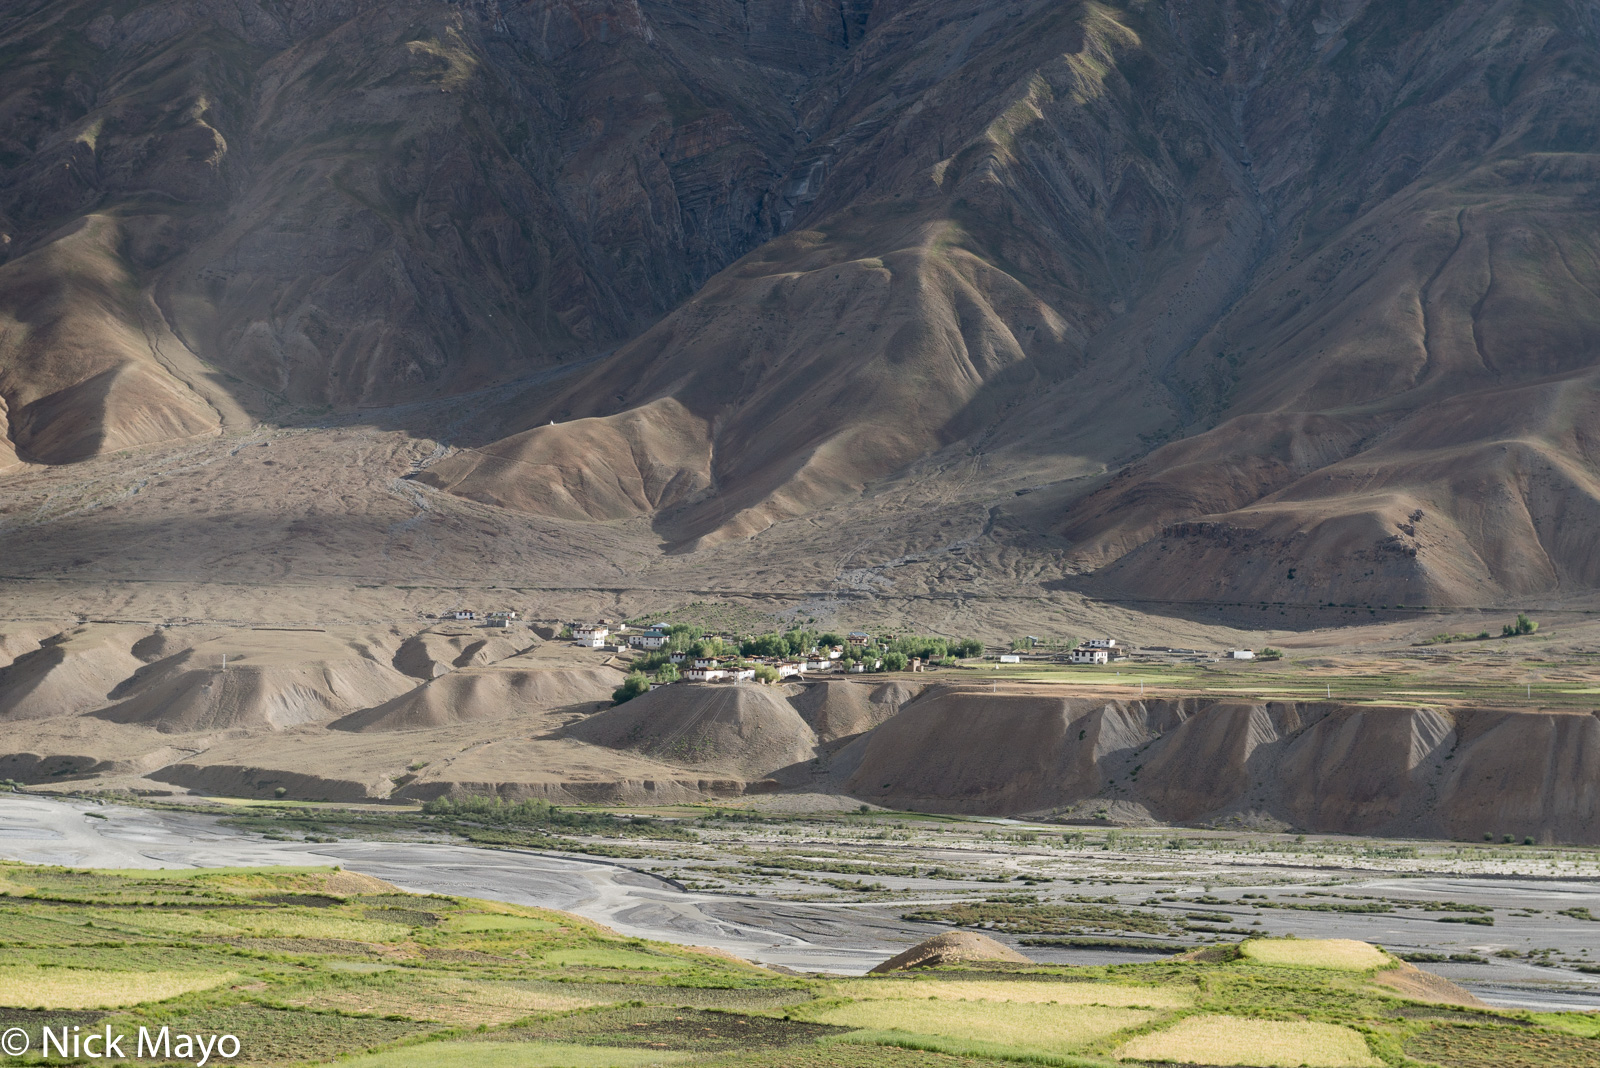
(606, 624, 986, 701)
(613, 671, 651, 704)
(420, 795, 565, 826)
(739, 628, 828, 658)
(1503, 613, 1538, 637)
(885, 634, 984, 660)
(1009, 636, 1075, 653)
(417, 794, 685, 837)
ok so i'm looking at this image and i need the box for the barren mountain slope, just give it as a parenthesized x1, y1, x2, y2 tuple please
(423, 0, 1263, 548)
(0, 0, 845, 458)
(429, 0, 1600, 603)
(3, 0, 1600, 610)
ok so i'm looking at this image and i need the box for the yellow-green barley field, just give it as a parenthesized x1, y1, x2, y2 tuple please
(1115, 1014, 1383, 1067)
(828, 978, 1192, 1009)
(804, 996, 1157, 1051)
(0, 965, 236, 1008)
(1238, 937, 1390, 970)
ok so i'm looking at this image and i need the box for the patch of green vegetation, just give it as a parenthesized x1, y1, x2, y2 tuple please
(799, 998, 1157, 1059)
(448, 913, 557, 933)
(1398, 952, 1488, 964)
(204, 794, 692, 859)
(1420, 631, 1492, 645)
(1405, 1022, 1600, 1067)
(3, 861, 1597, 1067)
(901, 900, 1174, 936)
(129, 1003, 431, 1063)
(504, 1003, 844, 1052)
(1255, 899, 1392, 914)
(334, 1041, 693, 1067)
(1503, 613, 1540, 637)
(542, 948, 690, 971)
(1018, 936, 1182, 952)
(1526, 1011, 1600, 1038)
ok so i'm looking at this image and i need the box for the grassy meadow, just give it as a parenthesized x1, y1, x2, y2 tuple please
(0, 861, 1595, 1066)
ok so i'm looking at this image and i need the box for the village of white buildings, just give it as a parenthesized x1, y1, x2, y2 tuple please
(434, 610, 1271, 702)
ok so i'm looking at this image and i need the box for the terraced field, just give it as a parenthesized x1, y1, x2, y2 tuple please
(0, 863, 1597, 1066)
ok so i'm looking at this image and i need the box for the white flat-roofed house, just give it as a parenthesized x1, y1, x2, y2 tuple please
(776, 661, 803, 678)
(1231, 649, 1256, 660)
(846, 631, 871, 647)
(729, 667, 756, 682)
(449, 610, 477, 621)
(572, 623, 609, 648)
(1069, 647, 1109, 665)
(802, 658, 833, 673)
(629, 632, 668, 649)
(685, 665, 728, 681)
(1086, 638, 1117, 649)
(692, 655, 724, 668)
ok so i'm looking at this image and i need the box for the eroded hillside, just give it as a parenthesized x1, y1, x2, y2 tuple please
(4, 618, 1599, 844)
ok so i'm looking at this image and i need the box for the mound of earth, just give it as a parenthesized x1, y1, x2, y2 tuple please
(391, 631, 529, 680)
(0, 623, 62, 671)
(788, 679, 928, 742)
(416, 399, 714, 523)
(566, 683, 817, 779)
(869, 931, 1031, 974)
(93, 633, 417, 734)
(332, 667, 622, 732)
(0, 625, 148, 721)
(1371, 962, 1485, 1008)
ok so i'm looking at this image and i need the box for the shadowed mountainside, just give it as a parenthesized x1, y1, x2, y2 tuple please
(4, 0, 1600, 606)
(0, 0, 852, 455)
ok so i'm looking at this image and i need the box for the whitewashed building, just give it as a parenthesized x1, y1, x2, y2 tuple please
(572, 623, 609, 648)
(628, 628, 668, 649)
(1069, 647, 1109, 665)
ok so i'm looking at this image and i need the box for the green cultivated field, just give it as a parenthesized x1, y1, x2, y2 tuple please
(988, 653, 1600, 710)
(0, 862, 1596, 1066)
